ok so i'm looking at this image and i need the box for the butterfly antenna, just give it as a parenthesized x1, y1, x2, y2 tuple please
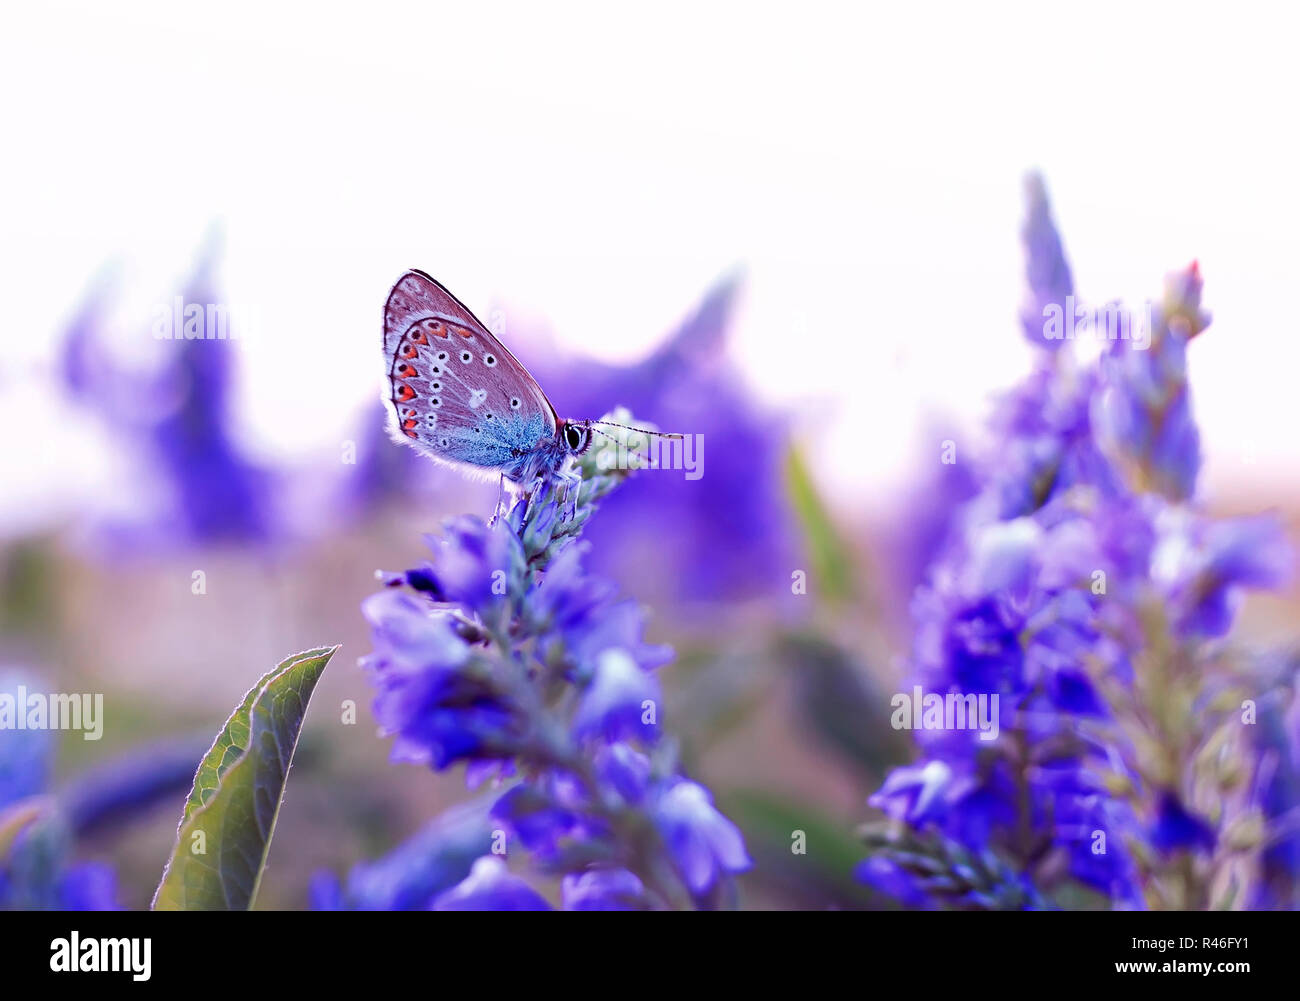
(588, 419, 683, 440)
(588, 426, 631, 446)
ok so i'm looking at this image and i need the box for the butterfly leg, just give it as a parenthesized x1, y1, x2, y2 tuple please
(491, 473, 507, 524)
(559, 466, 583, 521)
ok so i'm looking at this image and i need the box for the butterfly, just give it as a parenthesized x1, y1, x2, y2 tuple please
(382, 269, 673, 507)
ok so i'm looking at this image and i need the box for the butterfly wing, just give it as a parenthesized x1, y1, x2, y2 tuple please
(383, 270, 559, 479)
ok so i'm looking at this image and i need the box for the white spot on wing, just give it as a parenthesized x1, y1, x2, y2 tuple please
(468, 388, 487, 409)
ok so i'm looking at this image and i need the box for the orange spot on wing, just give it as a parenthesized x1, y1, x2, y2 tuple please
(400, 343, 418, 359)
(452, 326, 473, 339)
(397, 363, 418, 378)
(428, 321, 448, 338)
(402, 418, 418, 431)
(403, 428, 418, 439)
(396, 384, 416, 402)
(410, 329, 428, 345)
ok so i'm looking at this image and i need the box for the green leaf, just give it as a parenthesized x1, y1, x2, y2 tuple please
(783, 443, 858, 606)
(152, 645, 338, 910)
(724, 790, 882, 909)
(780, 632, 912, 775)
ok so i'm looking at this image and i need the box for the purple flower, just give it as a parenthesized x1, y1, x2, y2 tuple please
(530, 543, 673, 676)
(1149, 793, 1217, 856)
(571, 649, 662, 743)
(987, 362, 1121, 517)
(593, 742, 653, 804)
(1153, 512, 1292, 637)
(653, 779, 752, 896)
(361, 590, 523, 770)
(562, 868, 648, 910)
(853, 857, 935, 909)
(1250, 680, 1300, 908)
(419, 516, 525, 621)
(869, 760, 962, 827)
(431, 857, 551, 911)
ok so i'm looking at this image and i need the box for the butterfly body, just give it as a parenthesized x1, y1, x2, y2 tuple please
(382, 270, 592, 489)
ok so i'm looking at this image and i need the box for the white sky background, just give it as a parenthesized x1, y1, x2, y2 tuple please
(2, 1, 1298, 530)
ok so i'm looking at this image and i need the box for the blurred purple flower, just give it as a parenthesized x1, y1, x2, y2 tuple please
(60, 240, 274, 550)
(1153, 512, 1292, 638)
(862, 176, 1293, 910)
(311, 800, 494, 910)
(514, 276, 800, 603)
(0, 671, 120, 910)
(431, 856, 551, 911)
(335, 402, 432, 517)
(1019, 172, 1075, 350)
(884, 428, 980, 610)
(56, 863, 120, 911)
(1092, 263, 1211, 502)
(1251, 678, 1300, 909)
(0, 705, 51, 810)
(1149, 792, 1217, 856)
(561, 867, 649, 910)
(870, 760, 962, 827)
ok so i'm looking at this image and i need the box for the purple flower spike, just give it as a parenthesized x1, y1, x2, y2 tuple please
(1019, 172, 1075, 350)
(352, 420, 749, 909)
(862, 177, 1293, 912)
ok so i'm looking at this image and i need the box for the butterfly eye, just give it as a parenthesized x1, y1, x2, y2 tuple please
(484, 354, 497, 366)
(510, 397, 521, 409)
(563, 424, 588, 452)
(460, 350, 473, 363)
